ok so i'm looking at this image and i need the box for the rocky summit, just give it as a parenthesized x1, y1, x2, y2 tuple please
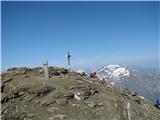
(1, 67, 160, 120)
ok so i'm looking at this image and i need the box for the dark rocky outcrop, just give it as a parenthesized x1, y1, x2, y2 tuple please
(29, 86, 56, 97)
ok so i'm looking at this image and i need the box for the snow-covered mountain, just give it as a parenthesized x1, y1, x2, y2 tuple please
(96, 64, 160, 101)
(97, 64, 130, 80)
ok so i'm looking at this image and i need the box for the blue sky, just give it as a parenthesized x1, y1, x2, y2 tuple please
(1, 1, 159, 71)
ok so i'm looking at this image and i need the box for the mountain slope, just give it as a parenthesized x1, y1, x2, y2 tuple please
(96, 64, 160, 101)
(1, 67, 160, 120)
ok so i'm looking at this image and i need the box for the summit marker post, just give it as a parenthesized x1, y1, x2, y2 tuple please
(67, 51, 71, 72)
(43, 60, 49, 79)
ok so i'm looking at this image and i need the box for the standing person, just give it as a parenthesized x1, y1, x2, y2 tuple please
(155, 98, 160, 109)
(93, 72, 97, 78)
(67, 51, 71, 72)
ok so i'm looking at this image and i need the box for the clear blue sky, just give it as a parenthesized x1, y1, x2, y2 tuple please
(1, 1, 159, 71)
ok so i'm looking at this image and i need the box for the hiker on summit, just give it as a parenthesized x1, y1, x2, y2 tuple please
(155, 98, 160, 109)
(90, 72, 97, 78)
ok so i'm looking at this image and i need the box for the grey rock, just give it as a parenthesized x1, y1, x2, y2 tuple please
(97, 102, 104, 107)
(29, 86, 55, 97)
(56, 97, 68, 105)
(12, 88, 26, 98)
(79, 88, 91, 96)
(135, 99, 143, 105)
(90, 88, 99, 95)
(1, 88, 27, 103)
(131, 92, 138, 96)
(1, 84, 5, 93)
(40, 98, 55, 107)
(7, 67, 31, 75)
(72, 104, 80, 107)
(47, 107, 59, 112)
(3, 77, 13, 84)
(88, 101, 97, 108)
(64, 92, 74, 99)
(1, 105, 8, 114)
(27, 113, 35, 118)
(23, 75, 31, 79)
(85, 100, 97, 108)
(68, 85, 84, 90)
(1, 93, 8, 103)
(49, 114, 66, 120)
(49, 67, 68, 76)
(23, 95, 34, 102)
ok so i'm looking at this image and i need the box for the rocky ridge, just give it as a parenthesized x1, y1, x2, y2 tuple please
(1, 67, 160, 120)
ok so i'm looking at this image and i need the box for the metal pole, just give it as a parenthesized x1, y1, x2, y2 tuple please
(67, 51, 71, 72)
(43, 60, 49, 79)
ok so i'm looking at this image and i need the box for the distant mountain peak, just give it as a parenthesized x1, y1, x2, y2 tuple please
(96, 64, 160, 102)
(97, 64, 130, 80)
